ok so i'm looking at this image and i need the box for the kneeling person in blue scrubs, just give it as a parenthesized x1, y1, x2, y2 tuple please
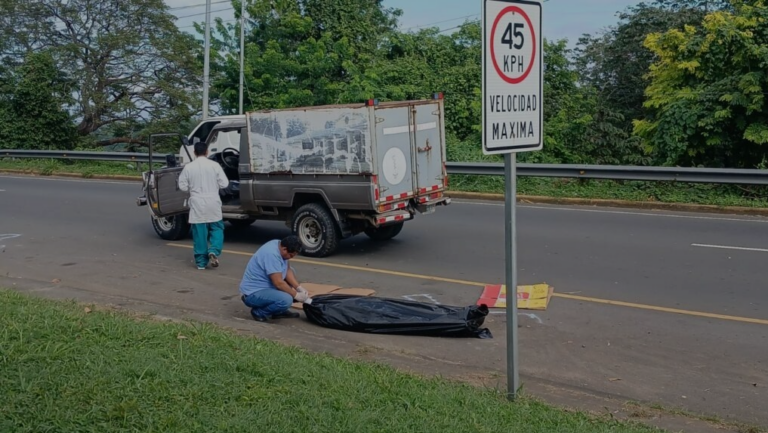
(239, 235, 310, 322)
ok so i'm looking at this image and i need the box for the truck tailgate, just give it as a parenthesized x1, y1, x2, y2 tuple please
(373, 98, 447, 210)
(373, 105, 414, 204)
(411, 101, 446, 197)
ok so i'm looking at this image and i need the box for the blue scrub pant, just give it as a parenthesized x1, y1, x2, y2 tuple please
(241, 290, 293, 320)
(191, 220, 225, 268)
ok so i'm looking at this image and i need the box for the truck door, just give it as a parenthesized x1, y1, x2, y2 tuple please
(145, 133, 190, 217)
(411, 100, 446, 198)
(146, 167, 189, 217)
(373, 105, 414, 205)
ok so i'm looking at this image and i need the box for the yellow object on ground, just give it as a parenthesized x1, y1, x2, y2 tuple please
(477, 283, 554, 310)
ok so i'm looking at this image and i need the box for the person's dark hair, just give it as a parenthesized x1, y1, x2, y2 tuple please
(281, 235, 302, 254)
(194, 141, 208, 156)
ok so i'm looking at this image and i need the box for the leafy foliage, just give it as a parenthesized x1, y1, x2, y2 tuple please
(635, 0, 768, 167)
(0, 51, 76, 150)
(207, 0, 402, 112)
(0, 0, 202, 146)
(575, 1, 724, 127)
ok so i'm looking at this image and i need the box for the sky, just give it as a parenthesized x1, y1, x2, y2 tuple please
(166, 0, 641, 45)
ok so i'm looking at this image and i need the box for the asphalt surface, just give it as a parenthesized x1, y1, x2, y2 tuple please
(1, 174, 767, 429)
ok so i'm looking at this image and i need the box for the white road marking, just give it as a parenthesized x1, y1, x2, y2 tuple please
(490, 311, 544, 323)
(452, 200, 768, 223)
(402, 294, 440, 304)
(692, 243, 768, 253)
(0, 233, 22, 250)
(0, 175, 137, 185)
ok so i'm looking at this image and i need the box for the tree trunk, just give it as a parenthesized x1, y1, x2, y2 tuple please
(95, 137, 147, 147)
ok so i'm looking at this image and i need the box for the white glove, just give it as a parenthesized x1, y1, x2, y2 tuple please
(294, 291, 309, 303)
(296, 285, 308, 295)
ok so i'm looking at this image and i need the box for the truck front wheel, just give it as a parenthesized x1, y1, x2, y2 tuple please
(151, 214, 190, 240)
(364, 222, 404, 241)
(291, 203, 340, 258)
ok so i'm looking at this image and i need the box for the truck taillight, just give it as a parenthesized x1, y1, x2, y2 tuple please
(372, 175, 379, 201)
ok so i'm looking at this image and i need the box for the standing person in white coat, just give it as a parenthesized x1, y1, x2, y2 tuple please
(178, 141, 229, 270)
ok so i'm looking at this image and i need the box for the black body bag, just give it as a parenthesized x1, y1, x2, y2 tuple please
(302, 294, 493, 339)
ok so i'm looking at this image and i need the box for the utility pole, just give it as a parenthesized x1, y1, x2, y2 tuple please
(202, 0, 211, 119)
(239, 0, 245, 114)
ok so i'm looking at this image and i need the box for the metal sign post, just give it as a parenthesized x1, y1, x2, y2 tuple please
(482, 0, 543, 400)
(504, 152, 519, 398)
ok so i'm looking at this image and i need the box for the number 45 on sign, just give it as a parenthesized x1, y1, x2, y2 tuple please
(482, 0, 543, 155)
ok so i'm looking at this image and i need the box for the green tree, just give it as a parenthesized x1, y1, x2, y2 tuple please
(520, 40, 649, 165)
(0, 0, 202, 145)
(575, 1, 730, 146)
(0, 51, 76, 150)
(635, 1, 768, 168)
(370, 21, 481, 140)
(207, 0, 402, 114)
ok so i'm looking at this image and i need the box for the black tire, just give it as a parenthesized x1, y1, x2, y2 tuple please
(151, 214, 190, 240)
(364, 222, 404, 241)
(291, 203, 340, 258)
(227, 218, 256, 229)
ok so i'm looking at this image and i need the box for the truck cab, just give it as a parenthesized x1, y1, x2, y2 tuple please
(181, 115, 245, 164)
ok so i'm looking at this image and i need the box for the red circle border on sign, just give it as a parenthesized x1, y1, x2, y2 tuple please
(490, 5, 536, 85)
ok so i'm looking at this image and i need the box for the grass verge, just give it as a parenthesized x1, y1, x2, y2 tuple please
(450, 175, 768, 208)
(0, 158, 155, 178)
(0, 289, 664, 433)
(3, 157, 765, 209)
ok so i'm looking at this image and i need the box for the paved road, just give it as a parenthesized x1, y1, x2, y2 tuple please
(1, 174, 766, 429)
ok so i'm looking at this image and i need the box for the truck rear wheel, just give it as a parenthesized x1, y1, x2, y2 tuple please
(151, 214, 190, 240)
(364, 222, 404, 241)
(291, 203, 340, 258)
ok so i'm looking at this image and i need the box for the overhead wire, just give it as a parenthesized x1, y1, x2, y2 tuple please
(402, 14, 479, 32)
(178, 18, 237, 30)
(168, 0, 230, 11)
(174, 7, 233, 20)
(170, 5, 480, 33)
(437, 20, 480, 34)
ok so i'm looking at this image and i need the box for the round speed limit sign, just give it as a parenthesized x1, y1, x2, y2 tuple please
(491, 6, 536, 84)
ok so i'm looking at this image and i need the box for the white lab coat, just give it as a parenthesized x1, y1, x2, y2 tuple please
(178, 156, 229, 224)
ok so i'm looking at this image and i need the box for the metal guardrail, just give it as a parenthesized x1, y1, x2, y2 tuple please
(445, 162, 768, 185)
(2, 149, 767, 185)
(1, 149, 167, 163)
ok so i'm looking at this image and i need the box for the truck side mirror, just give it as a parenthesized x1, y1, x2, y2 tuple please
(182, 137, 190, 147)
